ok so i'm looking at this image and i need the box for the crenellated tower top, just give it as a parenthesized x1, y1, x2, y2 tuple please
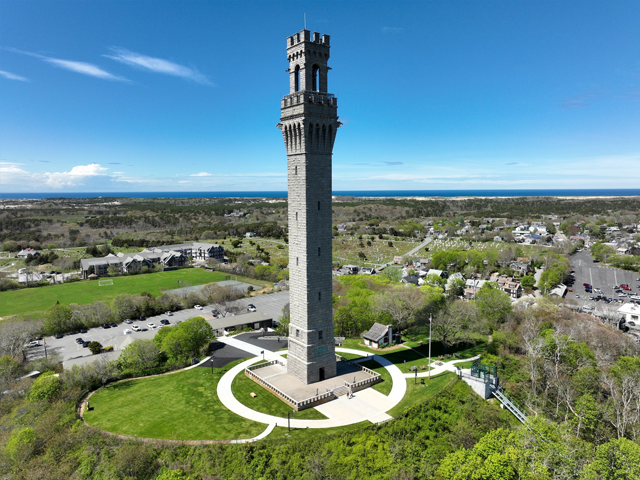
(286, 29, 331, 94)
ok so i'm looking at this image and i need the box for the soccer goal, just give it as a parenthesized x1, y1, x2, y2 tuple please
(98, 279, 114, 286)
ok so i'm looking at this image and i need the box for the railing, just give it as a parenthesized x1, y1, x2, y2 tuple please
(297, 391, 334, 408)
(245, 369, 297, 406)
(282, 91, 337, 107)
(246, 359, 283, 371)
(489, 385, 527, 425)
(345, 375, 380, 390)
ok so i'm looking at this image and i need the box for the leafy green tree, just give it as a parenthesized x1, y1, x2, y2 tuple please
(119, 339, 161, 373)
(581, 438, 640, 480)
(44, 301, 73, 334)
(88, 341, 103, 355)
(29, 371, 61, 401)
(1, 240, 19, 252)
(6, 427, 36, 462)
(476, 284, 512, 327)
(161, 316, 214, 360)
(156, 469, 191, 480)
(520, 275, 535, 289)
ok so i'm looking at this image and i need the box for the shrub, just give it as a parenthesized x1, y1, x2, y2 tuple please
(29, 372, 61, 401)
(88, 341, 103, 355)
(6, 427, 36, 461)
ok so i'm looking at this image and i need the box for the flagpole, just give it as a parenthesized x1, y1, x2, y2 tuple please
(428, 314, 432, 380)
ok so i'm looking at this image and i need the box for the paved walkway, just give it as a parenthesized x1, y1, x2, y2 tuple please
(215, 342, 406, 428)
(401, 355, 481, 378)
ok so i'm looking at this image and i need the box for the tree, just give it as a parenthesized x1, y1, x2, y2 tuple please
(0, 355, 20, 389)
(161, 316, 214, 360)
(6, 427, 36, 462)
(119, 339, 161, 373)
(0, 321, 43, 358)
(88, 341, 103, 355)
(44, 302, 73, 333)
(374, 286, 425, 333)
(475, 284, 512, 328)
(111, 293, 139, 321)
(581, 438, 640, 480)
(521, 275, 535, 290)
(29, 372, 61, 401)
(430, 300, 479, 351)
(275, 303, 290, 336)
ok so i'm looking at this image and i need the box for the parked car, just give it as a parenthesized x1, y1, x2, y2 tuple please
(147, 323, 156, 329)
(166, 311, 173, 316)
(102, 323, 111, 329)
(123, 329, 133, 335)
(132, 325, 141, 332)
(194, 305, 203, 310)
(124, 319, 133, 324)
(26, 341, 41, 348)
(82, 341, 90, 348)
(79, 328, 88, 333)
(583, 283, 591, 287)
(54, 333, 64, 339)
(109, 322, 118, 328)
(160, 319, 170, 325)
(247, 304, 257, 312)
(75, 338, 84, 344)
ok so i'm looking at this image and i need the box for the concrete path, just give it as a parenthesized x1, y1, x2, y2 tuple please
(230, 423, 276, 444)
(215, 342, 406, 428)
(401, 355, 481, 378)
(217, 335, 282, 360)
(404, 236, 433, 258)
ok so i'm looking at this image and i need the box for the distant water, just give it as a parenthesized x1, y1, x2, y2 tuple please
(1, 189, 640, 200)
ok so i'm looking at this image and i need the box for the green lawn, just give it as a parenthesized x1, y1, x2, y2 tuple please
(360, 359, 393, 396)
(232, 371, 327, 420)
(387, 372, 457, 418)
(84, 362, 268, 441)
(0, 268, 229, 318)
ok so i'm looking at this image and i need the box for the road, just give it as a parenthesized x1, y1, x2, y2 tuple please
(569, 250, 640, 309)
(27, 291, 290, 368)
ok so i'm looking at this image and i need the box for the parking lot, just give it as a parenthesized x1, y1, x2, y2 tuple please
(570, 249, 640, 310)
(27, 290, 290, 368)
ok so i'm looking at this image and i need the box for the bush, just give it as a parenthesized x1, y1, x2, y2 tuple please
(29, 372, 61, 401)
(88, 341, 103, 355)
(103, 346, 114, 352)
(6, 427, 36, 462)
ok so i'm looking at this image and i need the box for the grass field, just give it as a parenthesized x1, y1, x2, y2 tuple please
(341, 338, 486, 374)
(360, 359, 393, 396)
(387, 372, 457, 417)
(232, 371, 327, 420)
(84, 362, 268, 441)
(0, 268, 229, 319)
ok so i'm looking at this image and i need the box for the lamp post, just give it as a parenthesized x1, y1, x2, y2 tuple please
(43, 337, 48, 360)
(283, 409, 295, 432)
(428, 314, 432, 380)
(211, 356, 216, 375)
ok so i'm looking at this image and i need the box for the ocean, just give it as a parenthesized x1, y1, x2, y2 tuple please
(1, 189, 640, 200)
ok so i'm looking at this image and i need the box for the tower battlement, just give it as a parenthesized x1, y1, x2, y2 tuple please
(287, 29, 330, 48)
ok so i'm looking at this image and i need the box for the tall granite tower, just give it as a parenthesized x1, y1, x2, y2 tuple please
(278, 30, 340, 384)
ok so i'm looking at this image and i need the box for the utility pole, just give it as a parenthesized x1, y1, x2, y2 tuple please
(428, 314, 432, 380)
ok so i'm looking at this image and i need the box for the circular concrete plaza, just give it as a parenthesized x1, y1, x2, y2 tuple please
(217, 348, 407, 429)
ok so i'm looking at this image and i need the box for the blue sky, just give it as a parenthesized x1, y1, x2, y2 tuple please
(1, 0, 639, 193)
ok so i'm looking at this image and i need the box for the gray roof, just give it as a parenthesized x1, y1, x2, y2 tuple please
(207, 311, 273, 330)
(363, 322, 390, 342)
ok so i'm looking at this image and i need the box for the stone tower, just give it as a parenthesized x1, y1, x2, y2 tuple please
(278, 30, 340, 384)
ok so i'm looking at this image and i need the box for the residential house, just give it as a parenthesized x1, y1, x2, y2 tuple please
(17, 248, 39, 258)
(510, 261, 531, 276)
(464, 279, 486, 299)
(490, 274, 523, 298)
(362, 323, 393, 349)
(401, 275, 419, 286)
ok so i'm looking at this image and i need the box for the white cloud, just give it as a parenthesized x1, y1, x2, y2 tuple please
(105, 47, 212, 85)
(190, 172, 212, 177)
(0, 70, 28, 82)
(6, 48, 127, 81)
(66, 163, 108, 176)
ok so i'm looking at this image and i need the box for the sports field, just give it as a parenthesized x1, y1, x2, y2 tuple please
(0, 269, 229, 319)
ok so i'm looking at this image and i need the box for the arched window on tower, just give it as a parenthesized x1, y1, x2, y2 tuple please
(328, 124, 333, 148)
(322, 124, 326, 148)
(308, 124, 313, 149)
(312, 65, 319, 91)
(294, 65, 300, 92)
